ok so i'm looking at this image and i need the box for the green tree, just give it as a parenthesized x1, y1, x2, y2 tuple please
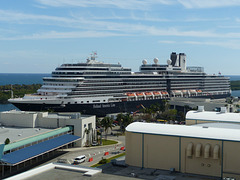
(5, 138, 10, 145)
(101, 116, 113, 139)
(121, 113, 133, 133)
(160, 109, 177, 121)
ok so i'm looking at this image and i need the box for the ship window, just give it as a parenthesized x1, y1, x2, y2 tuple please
(81, 101, 83, 103)
(75, 102, 77, 104)
(68, 102, 71, 104)
(87, 101, 89, 103)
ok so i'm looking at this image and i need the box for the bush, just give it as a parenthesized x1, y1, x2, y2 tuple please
(5, 138, 10, 145)
(98, 158, 108, 164)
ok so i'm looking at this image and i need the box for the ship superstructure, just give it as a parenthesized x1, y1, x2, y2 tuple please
(9, 52, 231, 116)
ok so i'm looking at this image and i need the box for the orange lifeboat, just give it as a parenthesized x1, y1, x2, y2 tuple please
(144, 92, 152, 96)
(161, 91, 168, 95)
(153, 91, 161, 96)
(196, 90, 202, 93)
(126, 93, 135, 97)
(136, 92, 144, 96)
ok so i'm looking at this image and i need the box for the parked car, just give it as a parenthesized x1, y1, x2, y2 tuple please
(73, 155, 86, 164)
(92, 141, 98, 146)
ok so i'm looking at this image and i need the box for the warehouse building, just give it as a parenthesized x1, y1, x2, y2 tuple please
(125, 122, 240, 179)
(186, 106, 240, 125)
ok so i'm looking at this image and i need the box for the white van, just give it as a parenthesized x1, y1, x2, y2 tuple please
(73, 155, 86, 164)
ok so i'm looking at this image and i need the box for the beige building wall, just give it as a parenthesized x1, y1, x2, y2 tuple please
(186, 119, 240, 126)
(144, 134, 179, 171)
(126, 126, 240, 179)
(186, 119, 217, 125)
(125, 132, 142, 167)
(223, 141, 240, 179)
(180, 138, 221, 177)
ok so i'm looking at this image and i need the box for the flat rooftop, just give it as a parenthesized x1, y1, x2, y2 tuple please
(126, 122, 240, 142)
(1, 110, 93, 119)
(186, 110, 240, 122)
(0, 126, 53, 144)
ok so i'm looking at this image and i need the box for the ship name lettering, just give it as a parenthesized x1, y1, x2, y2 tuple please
(93, 104, 101, 108)
(102, 104, 110, 108)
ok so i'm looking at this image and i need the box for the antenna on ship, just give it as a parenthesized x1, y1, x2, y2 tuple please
(90, 51, 97, 60)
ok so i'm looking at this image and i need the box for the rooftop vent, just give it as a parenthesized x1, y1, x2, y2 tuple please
(197, 106, 204, 112)
(220, 107, 227, 113)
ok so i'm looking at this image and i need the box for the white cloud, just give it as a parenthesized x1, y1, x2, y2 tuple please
(159, 40, 240, 50)
(158, 40, 176, 44)
(0, 31, 127, 40)
(178, 0, 240, 9)
(0, 9, 75, 23)
(35, 0, 174, 10)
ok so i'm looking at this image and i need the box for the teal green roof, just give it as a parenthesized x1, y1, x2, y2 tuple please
(4, 126, 72, 152)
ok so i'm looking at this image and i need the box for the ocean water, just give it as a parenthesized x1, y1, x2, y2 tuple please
(0, 73, 50, 85)
(227, 75, 240, 81)
(0, 74, 240, 112)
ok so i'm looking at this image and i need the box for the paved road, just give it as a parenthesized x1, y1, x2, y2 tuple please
(45, 126, 126, 167)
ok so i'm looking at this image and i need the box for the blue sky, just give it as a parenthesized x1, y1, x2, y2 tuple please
(0, 0, 240, 75)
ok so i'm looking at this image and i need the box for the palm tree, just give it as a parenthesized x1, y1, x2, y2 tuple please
(101, 116, 113, 140)
(84, 128, 90, 146)
(121, 113, 133, 133)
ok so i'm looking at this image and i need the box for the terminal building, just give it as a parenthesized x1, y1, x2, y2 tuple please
(0, 110, 96, 178)
(186, 106, 240, 125)
(125, 117, 240, 179)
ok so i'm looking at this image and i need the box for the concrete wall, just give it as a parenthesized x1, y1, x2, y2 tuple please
(0, 112, 37, 128)
(125, 132, 240, 179)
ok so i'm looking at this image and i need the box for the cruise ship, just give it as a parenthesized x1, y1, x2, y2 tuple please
(9, 52, 231, 116)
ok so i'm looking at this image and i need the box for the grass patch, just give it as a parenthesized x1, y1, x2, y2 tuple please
(101, 139, 118, 145)
(91, 152, 125, 168)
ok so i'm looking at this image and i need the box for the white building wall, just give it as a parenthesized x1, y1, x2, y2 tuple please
(0, 111, 96, 147)
(0, 111, 37, 128)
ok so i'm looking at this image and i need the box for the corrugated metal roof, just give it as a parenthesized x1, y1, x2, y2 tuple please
(186, 110, 240, 122)
(1, 134, 80, 165)
(126, 122, 240, 142)
(4, 126, 72, 152)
